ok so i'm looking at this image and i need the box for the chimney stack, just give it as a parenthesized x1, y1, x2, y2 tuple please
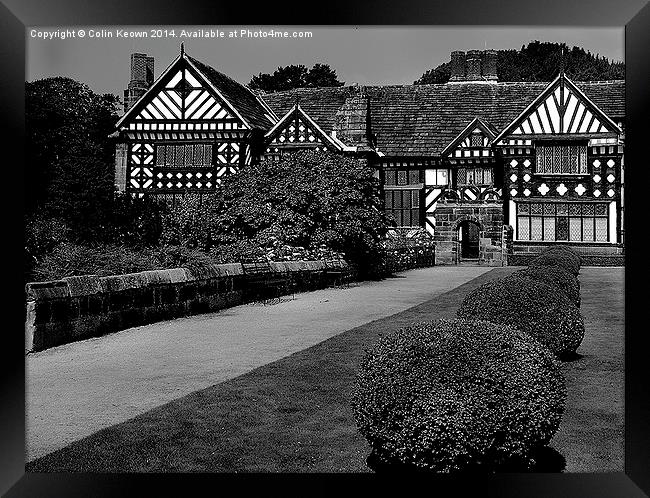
(123, 53, 155, 113)
(466, 50, 482, 80)
(447, 49, 498, 83)
(450, 51, 466, 81)
(482, 49, 498, 81)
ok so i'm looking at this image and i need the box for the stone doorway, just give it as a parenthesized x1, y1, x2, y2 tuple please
(458, 220, 480, 260)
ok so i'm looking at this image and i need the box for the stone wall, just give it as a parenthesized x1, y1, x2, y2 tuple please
(433, 203, 505, 266)
(25, 261, 348, 354)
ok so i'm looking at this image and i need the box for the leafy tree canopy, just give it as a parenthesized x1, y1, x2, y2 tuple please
(162, 150, 389, 278)
(26, 77, 121, 222)
(249, 63, 344, 92)
(414, 41, 625, 85)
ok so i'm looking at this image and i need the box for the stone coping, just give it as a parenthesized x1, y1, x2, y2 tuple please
(25, 260, 345, 302)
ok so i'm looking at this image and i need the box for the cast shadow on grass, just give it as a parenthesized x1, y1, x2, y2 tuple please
(560, 351, 585, 362)
(366, 445, 566, 474)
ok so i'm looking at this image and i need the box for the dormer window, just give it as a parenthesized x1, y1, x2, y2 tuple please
(535, 143, 588, 175)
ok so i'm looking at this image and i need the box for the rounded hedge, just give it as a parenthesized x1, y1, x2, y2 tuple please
(543, 246, 581, 266)
(352, 319, 566, 472)
(513, 265, 581, 307)
(531, 247, 581, 277)
(456, 275, 584, 358)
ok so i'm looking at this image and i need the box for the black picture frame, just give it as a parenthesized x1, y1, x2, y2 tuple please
(5, 0, 649, 495)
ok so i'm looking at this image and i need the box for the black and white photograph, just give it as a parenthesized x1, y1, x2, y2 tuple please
(8, 8, 647, 491)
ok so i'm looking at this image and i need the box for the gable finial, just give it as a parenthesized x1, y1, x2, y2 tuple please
(180, 42, 185, 57)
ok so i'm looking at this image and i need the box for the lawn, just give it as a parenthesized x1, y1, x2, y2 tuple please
(25, 266, 624, 473)
(549, 267, 624, 472)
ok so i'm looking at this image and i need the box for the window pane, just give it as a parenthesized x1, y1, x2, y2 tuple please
(582, 218, 594, 241)
(543, 217, 556, 241)
(583, 204, 594, 216)
(595, 204, 607, 216)
(536, 144, 587, 174)
(595, 218, 608, 241)
(457, 168, 467, 184)
(517, 203, 529, 214)
(409, 170, 420, 184)
(411, 190, 420, 208)
(385, 170, 396, 185)
(412, 209, 420, 226)
(397, 170, 407, 185)
(569, 204, 581, 216)
(483, 168, 493, 185)
(517, 217, 530, 240)
(556, 216, 569, 240)
(569, 217, 582, 241)
(543, 203, 555, 216)
(437, 170, 448, 186)
(384, 191, 393, 208)
(531, 203, 543, 215)
(531, 217, 543, 240)
(556, 203, 568, 215)
(394, 191, 403, 208)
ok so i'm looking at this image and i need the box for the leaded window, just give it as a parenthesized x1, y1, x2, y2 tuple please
(457, 167, 493, 186)
(156, 144, 213, 168)
(384, 189, 421, 227)
(469, 133, 484, 147)
(384, 168, 423, 186)
(516, 202, 608, 242)
(535, 144, 588, 174)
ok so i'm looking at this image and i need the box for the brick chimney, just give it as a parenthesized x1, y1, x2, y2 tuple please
(123, 53, 154, 113)
(449, 51, 466, 81)
(482, 49, 498, 81)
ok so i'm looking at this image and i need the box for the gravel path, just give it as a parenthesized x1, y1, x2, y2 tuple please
(26, 265, 491, 461)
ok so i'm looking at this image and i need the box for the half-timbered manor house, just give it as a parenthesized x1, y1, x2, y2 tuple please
(115, 47, 625, 265)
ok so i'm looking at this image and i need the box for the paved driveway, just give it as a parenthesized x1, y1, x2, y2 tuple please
(26, 265, 491, 461)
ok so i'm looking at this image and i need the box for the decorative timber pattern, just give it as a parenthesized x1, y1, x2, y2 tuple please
(263, 104, 342, 159)
(115, 48, 275, 194)
(495, 73, 622, 140)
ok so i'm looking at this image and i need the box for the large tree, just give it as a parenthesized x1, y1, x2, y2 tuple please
(249, 63, 344, 92)
(162, 150, 388, 278)
(26, 77, 121, 236)
(415, 41, 625, 85)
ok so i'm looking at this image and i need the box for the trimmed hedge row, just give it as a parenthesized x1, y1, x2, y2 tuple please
(352, 319, 566, 472)
(512, 264, 580, 307)
(352, 244, 583, 473)
(456, 275, 584, 359)
(529, 246, 581, 277)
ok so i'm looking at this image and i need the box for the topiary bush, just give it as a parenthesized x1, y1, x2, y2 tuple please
(513, 265, 581, 307)
(456, 275, 584, 358)
(531, 247, 581, 277)
(352, 319, 566, 472)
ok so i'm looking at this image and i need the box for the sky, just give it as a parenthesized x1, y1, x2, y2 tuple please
(26, 26, 624, 97)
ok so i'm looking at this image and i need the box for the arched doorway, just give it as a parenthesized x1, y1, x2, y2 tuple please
(458, 220, 480, 260)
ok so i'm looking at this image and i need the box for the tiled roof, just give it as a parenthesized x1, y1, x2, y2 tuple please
(263, 80, 625, 157)
(187, 56, 275, 131)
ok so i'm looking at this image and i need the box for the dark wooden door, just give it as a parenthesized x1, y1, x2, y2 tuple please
(460, 222, 480, 259)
